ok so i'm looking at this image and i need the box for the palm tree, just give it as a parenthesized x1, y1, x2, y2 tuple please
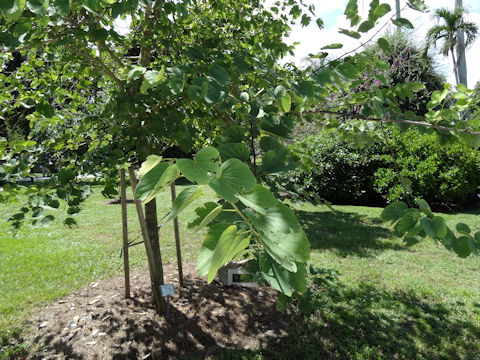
(455, 0, 467, 86)
(426, 6, 478, 86)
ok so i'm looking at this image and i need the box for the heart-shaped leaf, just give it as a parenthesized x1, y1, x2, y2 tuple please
(209, 159, 256, 202)
(177, 146, 220, 184)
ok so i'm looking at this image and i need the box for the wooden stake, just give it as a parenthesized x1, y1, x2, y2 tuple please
(170, 181, 184, 287)
(128, 167, 165, 314)
(120, 168, 130, 299)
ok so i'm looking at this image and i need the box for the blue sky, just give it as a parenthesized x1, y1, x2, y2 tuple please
(284, 0, 480, 87)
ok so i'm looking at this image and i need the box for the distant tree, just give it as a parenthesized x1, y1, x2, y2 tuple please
(455, 0, 468, 86)
(364, 31, 445, 115)
(426, 6, 478, 86)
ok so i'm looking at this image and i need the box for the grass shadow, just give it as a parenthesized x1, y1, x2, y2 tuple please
(295, 209, 401, 257)
(287, 281, 480, 359)
(209, 277, 480, 359)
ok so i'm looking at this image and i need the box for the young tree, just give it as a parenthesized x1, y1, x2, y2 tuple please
(426, 6, 478, 86)
(1, 0, 480, 313)
(0, 0, 316, 311)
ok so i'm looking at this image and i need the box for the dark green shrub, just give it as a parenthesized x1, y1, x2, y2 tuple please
(281, 128, 480, 209)
(280, 129, 386, 206)
(374, 129, 480, 208)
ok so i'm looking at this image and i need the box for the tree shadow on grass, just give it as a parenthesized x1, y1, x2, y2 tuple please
(295, 209, 402, 257)
(287, 281, 480, 360)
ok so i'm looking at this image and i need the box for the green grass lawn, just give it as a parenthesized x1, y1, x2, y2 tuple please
(1, 185, 480, 359)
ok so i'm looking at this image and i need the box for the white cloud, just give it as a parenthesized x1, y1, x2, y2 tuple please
(284, 0, 480, 87)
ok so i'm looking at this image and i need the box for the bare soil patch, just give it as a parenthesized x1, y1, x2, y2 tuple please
(27, 264, 297, 359)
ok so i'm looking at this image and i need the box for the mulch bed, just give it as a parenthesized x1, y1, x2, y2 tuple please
(27, 264, 298, 359)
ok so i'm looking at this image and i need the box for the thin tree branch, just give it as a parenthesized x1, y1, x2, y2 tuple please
(69, 46, 124, 88)
(315, 5, 408, 72)
(250, 120, 257, 177)
(96, 41, 125, 68)
(12, 38, 59, 52)
(303, 109, 480, 136)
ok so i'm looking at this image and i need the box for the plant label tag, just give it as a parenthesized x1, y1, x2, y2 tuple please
(160, 284, 175, 297)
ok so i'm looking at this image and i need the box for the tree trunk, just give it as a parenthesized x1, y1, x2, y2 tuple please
(170, 182, 184, 287)
(451, 47, 460, 85)
(144, 198, 166, 312)
(129, 168, 165, 314)
(455, 0, 468, 86)
(144, 199, 165, 286)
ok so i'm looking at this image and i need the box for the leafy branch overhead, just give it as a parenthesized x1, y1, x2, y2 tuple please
(381, 200, 480, 258)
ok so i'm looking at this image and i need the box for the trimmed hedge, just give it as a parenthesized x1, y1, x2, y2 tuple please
(281, 128, 480, 209)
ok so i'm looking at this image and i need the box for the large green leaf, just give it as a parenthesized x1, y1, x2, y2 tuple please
(247, 200, 310, 272)
(280, 93, 291, 112)
(217, 126, 245, 144)
(372, 3, 391, 19)
(166, 186, 203, 222)
(208, 64, 230, 86)
(197, 223, 230, 276)
(140, 68, 166, 93)
(431, 216, 447, 238)
(206, 224, 250, 283)
(138, 155, 162, 178)
(394, 209, 421, 237)
(260, 229, 310, 272)
(248, 201, 301, 234)
(260, 115, 294, 138)
(209, 159, 256, 202)
(377, 37, 392, 53)
(420, 217, 436, 239)
(218, 143, 250, 162)
(134, 162, 169, 200)
(2, 0, 25, 20)
(358, 20, 374, 32)
(144, 164, 180, 203)
(453, 236, 472, 258)
(339, 28, 361, 39)
(177, 146, 220, 184)
(297, 80, 314, 97)
(204, 83, 225, 104)
(456, 223, 471, 235)
(274, 85, 286, 99)
(260, 148, 298, 175)
(334, 62, 360, 81)
(188, 202, 218, 229)
(197, 204, 223, 230)
(259, 252, 292, 296)
(259, 136, 282, 152)
(27, 0, 47, 14)
(236, 185, 278, 215)
(380, 201, 407, 222)
(0, 0, 15, 12)
(419, 199, 433, 218)
(135, 163, 180, 203)
(51, 0, 70, 16)
(391, 17, 414, 29)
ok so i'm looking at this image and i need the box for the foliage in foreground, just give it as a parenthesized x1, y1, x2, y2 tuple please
(281, 127, 480, 208)
(134, 147, 310, 296)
